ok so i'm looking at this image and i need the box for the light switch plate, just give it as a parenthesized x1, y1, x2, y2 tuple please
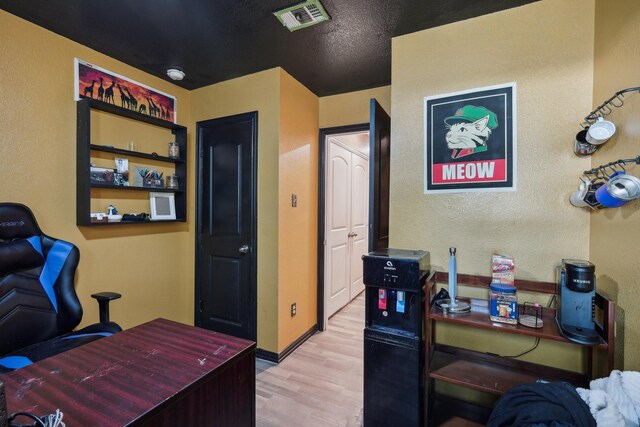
(292, 194, 297, 207)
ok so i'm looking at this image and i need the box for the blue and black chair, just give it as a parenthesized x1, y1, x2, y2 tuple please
(0, 202, 121, 373)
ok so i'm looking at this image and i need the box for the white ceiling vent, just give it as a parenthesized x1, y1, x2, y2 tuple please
(274, 0, 330, 32)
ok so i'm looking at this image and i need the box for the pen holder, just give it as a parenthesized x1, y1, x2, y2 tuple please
(144, 177, 164, 188)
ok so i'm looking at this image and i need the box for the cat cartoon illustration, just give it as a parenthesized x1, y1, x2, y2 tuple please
(444, 105, 498, 159)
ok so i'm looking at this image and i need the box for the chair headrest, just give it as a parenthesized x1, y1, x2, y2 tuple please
(0, 203, 42, 241)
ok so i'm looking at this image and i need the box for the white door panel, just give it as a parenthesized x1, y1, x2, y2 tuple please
(325, 137, 370, 321)
(350, 154, 369, 298)
(330, 244, 348, 297)
(330, 156, 349, 230)
(326, 142, 352, 317)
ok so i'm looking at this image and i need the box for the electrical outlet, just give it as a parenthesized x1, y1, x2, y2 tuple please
(291, 303, 297, 317)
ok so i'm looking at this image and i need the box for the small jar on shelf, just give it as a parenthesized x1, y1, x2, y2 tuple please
(166, 174, 179, 190)
(489, 283, 518, 324)
(168, 142, 180, 159)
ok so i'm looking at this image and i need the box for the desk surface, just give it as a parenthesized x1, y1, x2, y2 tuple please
(1, 318, 255, 426)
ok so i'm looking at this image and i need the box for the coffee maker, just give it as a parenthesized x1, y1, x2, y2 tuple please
(556, 259, 599, 345)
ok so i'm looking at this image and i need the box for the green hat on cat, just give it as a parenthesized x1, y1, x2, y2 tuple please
(445, 105, 498, 129)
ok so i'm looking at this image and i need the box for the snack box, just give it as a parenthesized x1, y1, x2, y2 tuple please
(492, 254, 514, 285)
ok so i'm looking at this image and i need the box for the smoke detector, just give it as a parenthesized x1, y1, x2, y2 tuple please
(167, 68, 185, 81)
(274, 0, 330, 32)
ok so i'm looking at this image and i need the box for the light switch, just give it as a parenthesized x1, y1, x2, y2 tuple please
(292, 194, 297, 207)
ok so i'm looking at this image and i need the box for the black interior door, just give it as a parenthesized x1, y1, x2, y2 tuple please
(369, 99, 390, 251)
(195, 112, 257, 342)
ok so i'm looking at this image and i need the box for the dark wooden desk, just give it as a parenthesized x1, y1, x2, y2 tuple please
(1, 318, 256, 426)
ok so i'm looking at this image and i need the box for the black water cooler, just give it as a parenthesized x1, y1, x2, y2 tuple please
(363, 248, 430, 427)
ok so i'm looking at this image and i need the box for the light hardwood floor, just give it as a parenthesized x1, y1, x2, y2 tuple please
(255, 293, 483, 427)
(256, 293, 365, 427)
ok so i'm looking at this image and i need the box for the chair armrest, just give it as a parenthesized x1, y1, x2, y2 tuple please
(91, 292, 122, 323)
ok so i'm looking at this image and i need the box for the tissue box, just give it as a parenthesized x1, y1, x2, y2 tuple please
(492, 254, 514, 285)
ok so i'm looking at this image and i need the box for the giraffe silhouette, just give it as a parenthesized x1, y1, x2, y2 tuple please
(147, 97, 160, 118)
(117, 84, 130, 109)
(97, 78, 105, 101)
(138, 104, 147, 114)
(83, 80, 96, 98)
(123, 87, 137, 111)
(161, 105, 167, 120)
(104, 81, 115, 104)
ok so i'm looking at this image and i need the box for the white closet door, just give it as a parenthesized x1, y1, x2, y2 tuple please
(349, 152, 369, 299)
(326, 141, 352, 318)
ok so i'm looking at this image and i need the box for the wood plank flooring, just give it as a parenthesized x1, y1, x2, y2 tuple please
(256, 294, 364, 427)
(255, 293, 483, 427)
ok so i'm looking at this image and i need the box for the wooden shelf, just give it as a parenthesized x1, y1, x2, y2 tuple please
(81, 98, 181, 130)
(89, 219, 186, 226)
(430, 344, 587, 396)
(424, 271, 615, 426)
(90, 183, 183, 193)
(90, 144, 185, 164)
(429, 299, 607, 348)
(77, 98, 188, 226)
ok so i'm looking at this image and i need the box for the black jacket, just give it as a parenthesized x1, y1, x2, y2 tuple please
(487, 381, 595, 427)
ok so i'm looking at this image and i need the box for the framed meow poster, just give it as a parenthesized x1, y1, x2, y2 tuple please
(424, 83, 516, 194)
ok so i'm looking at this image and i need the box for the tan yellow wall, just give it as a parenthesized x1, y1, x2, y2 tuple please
(278, 70, 319, 351)
(591, 0, 640, 370)
(391, 0, 595, 372)
(190, 69, 281, 352)
(0, 11, 194, 329)
(319, 86, 390, 128)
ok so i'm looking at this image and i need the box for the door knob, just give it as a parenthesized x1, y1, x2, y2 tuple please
(348, 232, 358, 238)
(239, 244, 250, 254)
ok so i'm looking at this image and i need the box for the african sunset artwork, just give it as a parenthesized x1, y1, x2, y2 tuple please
(75, 59, 176, 123)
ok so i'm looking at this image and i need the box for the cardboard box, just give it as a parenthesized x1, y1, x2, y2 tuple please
(492, 254, 514, 285)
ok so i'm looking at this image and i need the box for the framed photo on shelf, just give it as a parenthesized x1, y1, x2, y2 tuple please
(149, 192, 176, 220)
(90, 166, 114, 184)
(114, 158, 129, 186)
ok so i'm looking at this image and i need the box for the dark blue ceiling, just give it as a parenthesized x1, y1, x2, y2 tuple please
(0, 0, 539, 96)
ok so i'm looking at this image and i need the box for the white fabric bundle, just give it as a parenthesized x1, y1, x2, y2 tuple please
(577, 370, 640, 427)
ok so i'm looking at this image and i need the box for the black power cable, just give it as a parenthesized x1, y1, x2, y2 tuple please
(7, 412, 45, 427)
(487, 294, 555, 359)
(8, 409, 65, 427)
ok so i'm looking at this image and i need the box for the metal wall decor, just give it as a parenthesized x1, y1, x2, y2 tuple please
(570, 155, 640, 210)
(574, 86, 640, 156)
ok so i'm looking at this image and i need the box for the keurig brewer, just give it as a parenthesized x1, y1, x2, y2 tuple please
(556, 259, 600, 345)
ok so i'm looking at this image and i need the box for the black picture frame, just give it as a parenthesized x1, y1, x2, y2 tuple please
(424, 83, 516, 194)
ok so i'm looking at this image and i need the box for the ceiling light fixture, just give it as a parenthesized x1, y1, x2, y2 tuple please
(167, 68, 185, 81)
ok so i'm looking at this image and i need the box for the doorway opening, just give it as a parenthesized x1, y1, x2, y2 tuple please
(323, 127, 369, 330)
(317, 124, 370, 331)
(317, 99, 391, 332)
